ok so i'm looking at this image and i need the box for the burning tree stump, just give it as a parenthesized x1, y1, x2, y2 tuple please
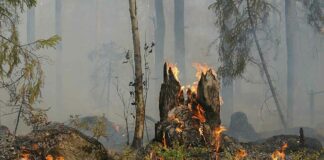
(154, 63, 222, 148)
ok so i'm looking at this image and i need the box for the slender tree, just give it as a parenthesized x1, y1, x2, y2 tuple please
(210, 0, 288, 128)
(154, 0, 165, 94)
(174, 0, 186, 82)
(284, 0, 323, 127)
(128, 0, 146, 149)
(0, 0, 60, 134)
(27, 7, 35, 44)
(55, 0, 63, 110)
(285, 0, 298, 127)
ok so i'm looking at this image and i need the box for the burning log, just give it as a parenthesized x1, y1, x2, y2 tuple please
(14, 123, 109, 160)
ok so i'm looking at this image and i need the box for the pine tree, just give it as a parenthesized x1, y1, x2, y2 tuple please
(0, 0, 60, 134)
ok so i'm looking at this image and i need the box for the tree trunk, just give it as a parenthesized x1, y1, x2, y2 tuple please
(154, 0, 165, 96)
(27, 7, 35, 43)
(285, 0, 298, 128)
(174, 0, 186, 83)
(55, 0, 63, 110)
(129, 0, 146, 149)
(246, 0, 287, 129)
(221, 81, 234, 126)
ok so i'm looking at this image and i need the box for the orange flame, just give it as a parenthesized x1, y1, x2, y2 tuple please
(168, 63, 180, 82)
(56, 156, 65, 160)
(176, 127, 183, 133)
(46, 155, 54, 160)
(192, 104, 206, 123)
(214, 125, 227, 160)
(234, 149, 247, 160)
(192, 63, 210, 80)
(271, 143, 288, 160)
(192, 63, 216, 80)
(21, 153, 30, 160)
(162, 131, 167, 148)
(198, 127, 204, 136)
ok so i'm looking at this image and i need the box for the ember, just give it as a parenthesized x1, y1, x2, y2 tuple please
(271, 143, 288, 160)
(46, 155, 54, 160)
(235, 149, 247, 160)
(20, 153, 30, 160)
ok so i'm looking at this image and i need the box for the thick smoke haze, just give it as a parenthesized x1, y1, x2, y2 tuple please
(1, 0, 323, 140)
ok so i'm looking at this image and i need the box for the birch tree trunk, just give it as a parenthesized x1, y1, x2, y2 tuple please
(174, 0, 186, 83)
(55, 0, 63, 110)
(246, 0, 287, 129)
(285, 0, 298, 128)
(129, 0, 146, 149)
(154, 0, 165, 99)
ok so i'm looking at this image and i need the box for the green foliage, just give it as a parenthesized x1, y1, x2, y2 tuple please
(119, 146, 137, 160)
(69, 115, 90, 130)
(151, 142, 210, 160)
(91, 115, 108, 140)
(0, 0, 60, 127)
(289, 148, 324, 160)
(300, 0, 324, 32)
(69, 115, 108, 140)
(209, 0, 276, 81)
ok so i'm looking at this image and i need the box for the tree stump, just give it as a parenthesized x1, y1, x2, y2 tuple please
(155, 64, 221, 148)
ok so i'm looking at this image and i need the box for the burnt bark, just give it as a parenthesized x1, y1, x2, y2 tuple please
(197, 70, 221, 130)
(155, 63, 181, 142)
(129, 0, 146, 149)
(158, 63, 181, 121)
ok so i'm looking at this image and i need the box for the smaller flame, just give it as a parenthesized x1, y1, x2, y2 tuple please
(219, 96, 224, 106)
(214, 125, 227, 160)
(234, 149, 247, 160)
(271, 143, 288, 160)
(56, 156, 65, 160)
(198, 127, 204, 136)
(21, 153, 30, 160)
(168, 63, 180, 81)
(192, 63, 210, 80)
(190, 82, 198, 94)
(46, 155, 54, 160)
(162, 132, 167, 148)
(192, 63, 217, 80)
(176, 127, 183, 133)
(192, 104, 206, 123)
